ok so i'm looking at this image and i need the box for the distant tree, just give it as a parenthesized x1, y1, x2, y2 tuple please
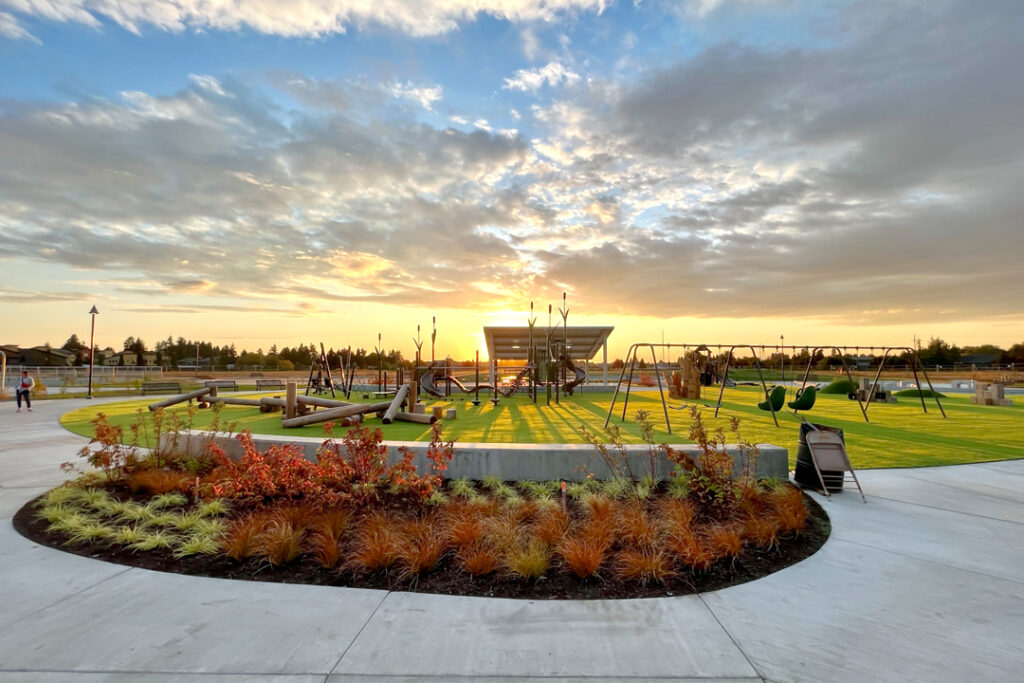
(279, 360, 294, 371)
(918, 337, 960, 366)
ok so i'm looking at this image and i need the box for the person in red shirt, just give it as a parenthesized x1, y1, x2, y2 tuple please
(15, 370, 34, 412)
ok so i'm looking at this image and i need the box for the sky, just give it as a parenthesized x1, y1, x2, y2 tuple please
(1, 0, 1022, 361)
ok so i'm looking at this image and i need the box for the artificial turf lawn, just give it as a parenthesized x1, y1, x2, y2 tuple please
(59, 385, 1024, 470)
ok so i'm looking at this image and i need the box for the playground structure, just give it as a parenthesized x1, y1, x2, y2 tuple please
(607, 343, 946, 433)
(972, 382, 1013, 406)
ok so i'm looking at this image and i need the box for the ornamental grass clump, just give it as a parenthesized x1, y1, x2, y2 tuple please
(614, 549, 673, 584)
(558, 536, 606, 578)
(223, 514, 267, 561)
(458, 544, 500, 576)
(397, 517, 447, 576)
(347, 511, 401, 573)
(617, 502, 659, 549)
(257, 517, 304, 567)
(504, 539, 550, 580)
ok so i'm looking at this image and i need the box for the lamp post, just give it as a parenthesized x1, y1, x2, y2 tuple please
(780, 334, 785, 383)
(87, 306, 99, 399)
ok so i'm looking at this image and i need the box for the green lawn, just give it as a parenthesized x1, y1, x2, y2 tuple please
(59, 386, 1024, 470)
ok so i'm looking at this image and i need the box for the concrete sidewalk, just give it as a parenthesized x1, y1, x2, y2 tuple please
(1, 398, 1022, 682)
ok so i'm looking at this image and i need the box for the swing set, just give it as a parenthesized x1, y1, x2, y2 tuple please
(606, 342, 945, 434)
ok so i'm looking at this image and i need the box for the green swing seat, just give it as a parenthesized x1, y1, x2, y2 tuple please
(758, 385, 786, 412)
(788, 385, 818, 412)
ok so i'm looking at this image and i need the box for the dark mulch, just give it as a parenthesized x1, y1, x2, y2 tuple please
(12, 493, 830, 600)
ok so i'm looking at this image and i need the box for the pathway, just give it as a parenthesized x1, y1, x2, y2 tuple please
(1, 398, 1021, 682)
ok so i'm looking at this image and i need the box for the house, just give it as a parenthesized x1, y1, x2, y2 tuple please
(104, 350, 159, 367)
(4, 346, 76, 366)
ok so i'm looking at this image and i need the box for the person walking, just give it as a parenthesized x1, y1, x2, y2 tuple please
(15, 370, 34, 412)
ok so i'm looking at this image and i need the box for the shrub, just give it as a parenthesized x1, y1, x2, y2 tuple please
(614, 550, 673, 584)
(820, 378, 857, 395)
(559, 537, 606, 578)
(62, 413, 142, 482)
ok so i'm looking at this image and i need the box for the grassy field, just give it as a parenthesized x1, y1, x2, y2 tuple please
(59, 386, 1024, 470)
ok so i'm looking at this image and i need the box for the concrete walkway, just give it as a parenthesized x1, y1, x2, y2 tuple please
(1, 398, 1022, 682)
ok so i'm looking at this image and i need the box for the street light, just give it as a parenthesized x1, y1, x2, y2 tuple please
(87, 306, 99, 399)
(780, 334, 785, 383)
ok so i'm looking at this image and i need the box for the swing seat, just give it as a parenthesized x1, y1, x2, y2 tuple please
(758, 385, 786, 412)
(788, 385, 817, 412)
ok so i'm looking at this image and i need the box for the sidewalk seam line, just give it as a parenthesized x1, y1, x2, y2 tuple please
(0, 565, 134, 636)
(698, 593, 765, 682)
(829, 537, 1024, 586)
(326, 590, 392, 676)
(850, 492, 1024, 526)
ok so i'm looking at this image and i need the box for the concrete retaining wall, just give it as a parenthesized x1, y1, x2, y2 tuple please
(161, 432, 789, 481)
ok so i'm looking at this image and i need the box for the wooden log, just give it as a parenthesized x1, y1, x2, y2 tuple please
(407, 380, 417, 413)
(148, 387, 211, 411)
(296, 395, 352, 408)
(214, 397, 262, 407)
(381, 384, 411, 424)
(281, 401, 391, 428)
(286, 382, 297, 420)
(259, 396, 287, 407)
(393, 411, 436, 424)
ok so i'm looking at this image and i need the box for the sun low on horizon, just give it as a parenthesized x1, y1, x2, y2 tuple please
(1, 0, 1022, 361)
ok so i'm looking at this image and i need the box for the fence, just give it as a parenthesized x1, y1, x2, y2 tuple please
(8, 366, 163, 383)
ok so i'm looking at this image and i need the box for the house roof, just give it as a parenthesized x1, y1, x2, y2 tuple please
(483, 326, 614, 361)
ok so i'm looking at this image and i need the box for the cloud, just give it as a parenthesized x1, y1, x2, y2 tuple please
(1, 1, 609, 38)
(384, 81, 443, 110)
(0, 10, 39, 42)
(1, 0, 1023, 330)
(503, 61, 581, 92)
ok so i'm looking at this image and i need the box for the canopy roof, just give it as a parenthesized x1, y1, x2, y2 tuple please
(483, 326, 614, 361)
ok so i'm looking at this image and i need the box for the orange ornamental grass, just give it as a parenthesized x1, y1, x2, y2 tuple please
(397, 517, 448, 576)
(741, 515, 780, 549)
(617, 502, 659, 549)
(257, 517, 305, 566)
(446, 512, 484, 548)
(558, 536, 606, 579)
(771, 486, 809, 534)
(657, 497, 696, 534)
(705, 522, 744, 561)
(458, 543, 500, 576)
(666, 529, 715, 572)
(126, 469, 190, 495)
(224, 512, 270, 561)
(531, 507, 569, 547)
(614, 549, 674, 584)
(346, 511, 401, 573)
(306, 525, 343, 568)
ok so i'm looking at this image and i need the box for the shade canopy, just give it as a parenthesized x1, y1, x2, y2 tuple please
(483, 326, 614, 361)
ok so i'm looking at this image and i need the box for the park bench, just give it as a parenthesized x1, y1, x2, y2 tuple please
(204, 380, 238, 391)
(255, 379, 286, 390)
(140, 381, 182, 395)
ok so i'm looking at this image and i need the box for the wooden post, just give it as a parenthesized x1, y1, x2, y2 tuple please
(407, 379, 417, 412)
(281, 401, 392, 428)
(381, 384, 410, 424)
(286, 381, 297, 419)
